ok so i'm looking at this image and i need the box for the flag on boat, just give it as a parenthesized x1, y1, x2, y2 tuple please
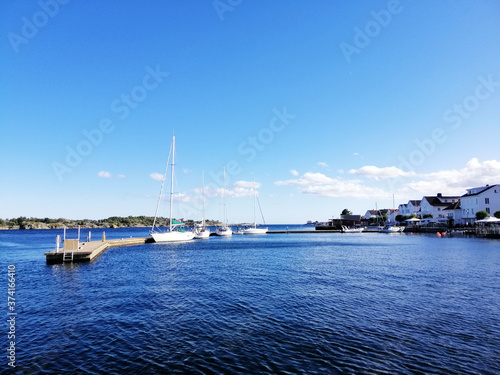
(172, 219, 184, 225)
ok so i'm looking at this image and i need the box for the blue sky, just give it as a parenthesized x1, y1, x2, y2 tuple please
(1, 0, 500, 224)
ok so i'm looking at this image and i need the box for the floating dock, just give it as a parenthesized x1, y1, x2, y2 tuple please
(268, 229, 341, 233)
(45, 237, 153, 264)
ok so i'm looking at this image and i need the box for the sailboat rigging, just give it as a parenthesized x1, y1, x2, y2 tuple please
(240, 180, 268, 234)
(150, 136, 194, 242)
(194, 171, 211, 239)
(215, 167, 233, 236)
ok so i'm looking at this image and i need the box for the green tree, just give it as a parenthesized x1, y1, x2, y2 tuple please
(476, 210, 489, 220)
(494, 210, 500, 219)
(423, 214, 433, 219)
(341, 209, 352, 216)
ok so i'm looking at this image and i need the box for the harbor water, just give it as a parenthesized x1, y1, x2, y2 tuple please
(1, 226, 500, 374)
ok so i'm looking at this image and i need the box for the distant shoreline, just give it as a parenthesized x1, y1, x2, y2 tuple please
(0, 216, 223, 231)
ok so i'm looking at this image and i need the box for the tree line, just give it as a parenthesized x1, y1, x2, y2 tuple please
(0, 216, 222, 229)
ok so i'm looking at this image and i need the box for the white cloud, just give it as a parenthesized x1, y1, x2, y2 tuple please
(173, 192, 194, 203)
(117, 174, 126, 179)
(317, 162, 329, 168)
(275, 158, 500, 211)
(229, 187, 256, 198)
(201, 185, 254, 199)
(98, 171, 112, 178)
(390, 158, 500, 199)
(234, 180, 262, 189)
(423, 158, 500, 189)
(290, 169, 299, 176)
(275, 172, 390, 199)
(349, 165, 416, 179)
(150, 173, 164, 181)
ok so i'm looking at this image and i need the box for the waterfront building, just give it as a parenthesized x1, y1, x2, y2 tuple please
(443, 201, 462, 226)
(460, 184, 500, 225)
(386, 209, 400, 224)
(419, 193, 460, 223)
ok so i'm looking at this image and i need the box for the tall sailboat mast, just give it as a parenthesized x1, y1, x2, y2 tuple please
(169, 136, 175, 231)
(223, 166, 227, 226)
(201, 170, 206, 227)
(253, 180, 257, 228)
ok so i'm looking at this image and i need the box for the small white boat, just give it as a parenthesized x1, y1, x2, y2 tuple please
(341, 225, 364, 233)
(240, 180, 268, 235)
(379, 225, 404, 233)
(215, 167, 232, 237)
(215, 226, 233, 236)
(150, 136, 194, 243)
(194, 172, 211, 239)
(194, 224, 210, 239)
(242, 226, 268, 234)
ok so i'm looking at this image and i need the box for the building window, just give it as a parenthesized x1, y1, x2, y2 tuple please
(486, 208, 490, 214)
(485, 198, 490, 204)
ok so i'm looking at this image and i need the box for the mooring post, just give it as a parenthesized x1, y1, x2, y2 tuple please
(55, 235, 61, 252)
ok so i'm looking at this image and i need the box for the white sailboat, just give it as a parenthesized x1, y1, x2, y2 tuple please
(194, 171, 211, 239)
(241, 180, 268, 234)
(150, 136, 194, 243)
(215, 167, 233, 237)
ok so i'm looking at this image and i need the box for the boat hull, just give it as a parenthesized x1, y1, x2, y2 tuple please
(152, 231, 195, 243)
(215, 227, 233, 236)
(242, 227, 268, 234)
(194, 228, 211, 239)
(379, 226, 404, 233)
(341, 226, 364, 233)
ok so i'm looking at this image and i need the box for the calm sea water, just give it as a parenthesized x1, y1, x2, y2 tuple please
(1, 226, 500, 374)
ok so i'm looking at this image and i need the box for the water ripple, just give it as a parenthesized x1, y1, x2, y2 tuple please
(3, 229, 500, 374)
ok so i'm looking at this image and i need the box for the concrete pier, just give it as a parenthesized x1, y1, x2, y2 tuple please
(45, 237, 153, 264)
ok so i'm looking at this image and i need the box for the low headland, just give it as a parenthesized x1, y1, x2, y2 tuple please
(0, 216, 222, 230)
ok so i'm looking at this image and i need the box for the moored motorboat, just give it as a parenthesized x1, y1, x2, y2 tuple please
(379, 225, 404, 233)
(341, 225, 364, 233)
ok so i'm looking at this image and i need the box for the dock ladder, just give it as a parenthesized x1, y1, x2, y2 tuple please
(63, 239, 78, 263)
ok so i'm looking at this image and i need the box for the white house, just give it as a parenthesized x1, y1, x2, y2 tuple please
(364, 209, 398, 223)
(364, 210, 379, 220)
(387, 209, 399, 224)
(398, 200, 421, 216)
(443, 201, 462, 225)
(420, 193, 460, 222)
(460, 184, 500, 224)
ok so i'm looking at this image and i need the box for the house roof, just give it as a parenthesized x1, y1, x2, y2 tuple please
(341, 215, 362, 221)
(461, 184, 499, 197)
(423, 196, 460, 207)
(444, 201, 461, 210)
(409, 200, 421, 205)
